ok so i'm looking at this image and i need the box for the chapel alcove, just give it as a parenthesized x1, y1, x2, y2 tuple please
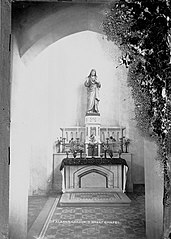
(9, 2, 150, 239)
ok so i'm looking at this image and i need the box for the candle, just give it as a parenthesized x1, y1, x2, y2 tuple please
(63, 128, 65, 138)
(76, 123, 79, 138)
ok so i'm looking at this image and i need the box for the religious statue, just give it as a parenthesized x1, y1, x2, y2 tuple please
(84, 69, 101, 114)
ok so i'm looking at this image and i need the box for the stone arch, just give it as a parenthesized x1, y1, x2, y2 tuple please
(13, 3, 106, 63)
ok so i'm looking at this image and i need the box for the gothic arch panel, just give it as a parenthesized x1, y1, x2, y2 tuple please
(73, 165, 114, 188)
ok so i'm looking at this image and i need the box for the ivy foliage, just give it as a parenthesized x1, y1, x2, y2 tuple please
(103, 0, 171, 163)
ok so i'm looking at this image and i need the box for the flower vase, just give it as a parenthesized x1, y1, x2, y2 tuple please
(125, 145, 128, 153)
(73, 152, 77, 158)
(91, 145, 95, 157)
(80, 151, 83, 159)
(104, 150, 107, 158)
(108, 150, 113, 158)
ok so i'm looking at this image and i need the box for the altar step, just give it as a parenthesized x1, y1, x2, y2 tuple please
(59, 188, 131, 207)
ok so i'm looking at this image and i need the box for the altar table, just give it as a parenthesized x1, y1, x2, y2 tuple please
(60, 157, 128, 193)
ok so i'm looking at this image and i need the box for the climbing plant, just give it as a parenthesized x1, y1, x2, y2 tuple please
(103, 0, 171, 233)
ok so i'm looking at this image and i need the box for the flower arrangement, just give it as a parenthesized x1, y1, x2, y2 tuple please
(88, 134, 98, 157)
(69, 139, 85, 158)
(89, 134, 97, 144)
(77, 142, 85, 158)
(101, 142, 109, 158)
(123, 138, 131, 153)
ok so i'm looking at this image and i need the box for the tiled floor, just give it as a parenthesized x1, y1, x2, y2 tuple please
(42, 192, 146, 239)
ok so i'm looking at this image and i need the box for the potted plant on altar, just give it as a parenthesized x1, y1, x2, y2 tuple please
(69, 139, 78, 158)
(101, 142, 109, 158)
(123, 138, 131, 153)
(69, 138, 85, 159)
(108, 136, 117, 158)
(108, 148, 113, 158)
(72, 150, 77, 159)
(101, 136, 117, 158)
(77, 142, 85, 158)
(88, 134, 98, 157)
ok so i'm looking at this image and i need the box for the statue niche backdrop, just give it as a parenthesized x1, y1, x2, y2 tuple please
(53, 67, 132, 207)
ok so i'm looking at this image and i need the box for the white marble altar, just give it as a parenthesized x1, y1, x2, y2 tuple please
(52, 152, 133, 193)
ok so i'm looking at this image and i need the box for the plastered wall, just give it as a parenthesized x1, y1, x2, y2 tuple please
(12, 2, 145, 195)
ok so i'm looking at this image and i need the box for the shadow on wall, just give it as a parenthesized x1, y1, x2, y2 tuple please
(132, 163, 145, 185)
(48, 164, 62, 194)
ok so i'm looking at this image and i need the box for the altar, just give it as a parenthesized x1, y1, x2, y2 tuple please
(53, 69, 131, 206)
(60, 157, 128, 193)
(59, 157, 131, 206)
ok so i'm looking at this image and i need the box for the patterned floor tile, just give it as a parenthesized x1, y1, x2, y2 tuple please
(28, 193, 146, 239)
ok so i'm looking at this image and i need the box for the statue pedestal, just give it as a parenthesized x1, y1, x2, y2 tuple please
(85, 114, 101, 157)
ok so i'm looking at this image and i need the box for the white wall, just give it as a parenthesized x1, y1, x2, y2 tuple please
(10, 38, 30, 239)
(11, 31, 145, 195)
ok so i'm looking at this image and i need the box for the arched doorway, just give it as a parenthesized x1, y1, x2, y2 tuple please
(9, 2, 163, 239)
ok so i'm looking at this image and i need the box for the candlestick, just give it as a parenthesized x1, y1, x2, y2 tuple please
(76, 137, 80, 145)
(107, 128, 108, 136)
(63, 128, 65, 138)
(106, 137, 109, 145)
(76, 125, 79, 138)
(62, 137, 66, 153)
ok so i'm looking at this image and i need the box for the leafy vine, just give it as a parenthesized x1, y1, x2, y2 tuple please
(103, 0, 171, 205)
